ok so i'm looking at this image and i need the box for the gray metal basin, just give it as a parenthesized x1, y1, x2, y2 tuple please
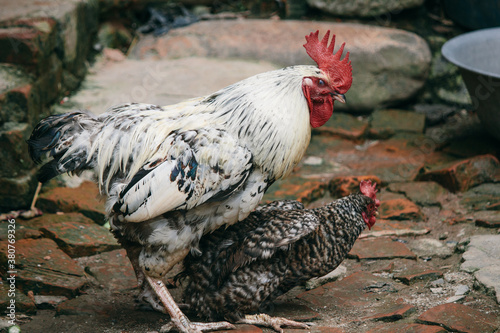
(442, 27, 500, 140)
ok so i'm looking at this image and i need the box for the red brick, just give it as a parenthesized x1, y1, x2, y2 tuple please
(40, 220, 119, 258)
(56, 294, 114, 316)
(417, 303, 498, 333)
(0, 238, 86, 297)
(367, 323, 447, 333)
(362, 302, 415, 321)
(269, 302, 319, 322)
(315, 112, 369, 140)
(37, 181, 106, 224)
(297, 271, 402, 308)
(418, 154, 500, 192)
(221, 324, 261, 333)
(264, 176, 326, 205)
(360, 219, 430, 239)
(328, 175, 381, 198)
(379, 198, 424, 221)
(348, 238, 417, 260)
(394, 269, 443, 285)
(85, 249, 137, 291)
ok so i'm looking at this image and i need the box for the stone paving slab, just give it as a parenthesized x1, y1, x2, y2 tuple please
(387, 182, 447, 207)
(366, 323, 447, 333)
(417, 303, 499, 333)
(83, 249, 137, 291)
(361, 301, 415, 321)
(130, 20, 431, 112)
(348, 238, 417, 261)
(360, 220, 430, 239)
(461, 235, 500, 304)
(0, 238, 87, 297)
(40, 220, 120, 258)
(54, 56, 278, 115)
(369, 109, 426, 139)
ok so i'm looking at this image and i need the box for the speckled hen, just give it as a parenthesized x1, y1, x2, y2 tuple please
(178, 181, 379, 331)
(27, 31, 352, 333)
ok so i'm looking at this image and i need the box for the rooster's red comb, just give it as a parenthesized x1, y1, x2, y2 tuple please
(303, 30, 353, 94)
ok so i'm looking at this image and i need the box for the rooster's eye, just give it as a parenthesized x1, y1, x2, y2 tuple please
(318, 79, 325, 86)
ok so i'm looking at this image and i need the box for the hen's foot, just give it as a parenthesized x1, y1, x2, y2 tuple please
(146, 276, 234, 333)
(237, 314, 311, 333)
(160, 321, 235, 333)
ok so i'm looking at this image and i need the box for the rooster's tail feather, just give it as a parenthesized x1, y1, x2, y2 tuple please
(28, 111, 99, 183)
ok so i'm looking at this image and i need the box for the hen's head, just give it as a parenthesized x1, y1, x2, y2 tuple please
(359, 180, 380, 230)
(302, 30, 353, 128)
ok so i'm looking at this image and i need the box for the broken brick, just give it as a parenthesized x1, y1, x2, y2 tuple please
(379, 198, 424, 221)
(37, 181, 106, 224)
(418, 154, 500, 192)
(394, 269, 443, 285)
(349, 238, 417, 260)
(328, 175, 381, 198)
(0, 238, 86, 297)
(417, 303, 498, 333)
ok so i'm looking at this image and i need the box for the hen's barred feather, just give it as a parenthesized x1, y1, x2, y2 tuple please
(178, 190, 377, 323)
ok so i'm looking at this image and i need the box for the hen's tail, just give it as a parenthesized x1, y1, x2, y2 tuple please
(27, 111, 99, 183)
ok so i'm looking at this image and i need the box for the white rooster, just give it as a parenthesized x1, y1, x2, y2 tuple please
(28, 30, 352, 333)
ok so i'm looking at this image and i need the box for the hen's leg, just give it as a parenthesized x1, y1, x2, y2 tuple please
(146, 276, 235, 333)
(237, 313, 310, 333)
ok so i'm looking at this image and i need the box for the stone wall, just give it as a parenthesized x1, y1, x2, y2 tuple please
(0, 0, 99, 211)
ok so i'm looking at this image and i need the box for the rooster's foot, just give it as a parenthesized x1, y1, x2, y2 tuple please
(238, 313, 311, 333)
(146, 275, 234, 333)
(160, 321, 235, 333)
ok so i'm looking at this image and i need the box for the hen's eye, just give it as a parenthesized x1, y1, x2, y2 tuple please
(318, 79, 325, 86)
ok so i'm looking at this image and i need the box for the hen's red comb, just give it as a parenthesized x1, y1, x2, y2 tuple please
(359, 180, 378, 200)
(303, 30, 353, 94)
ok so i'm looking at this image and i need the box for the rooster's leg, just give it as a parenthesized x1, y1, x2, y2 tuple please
(237, 313, 310, 333)
(146, 276, 235, 333)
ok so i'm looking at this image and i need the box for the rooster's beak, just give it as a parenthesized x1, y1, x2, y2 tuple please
(331, 93, 346, 104)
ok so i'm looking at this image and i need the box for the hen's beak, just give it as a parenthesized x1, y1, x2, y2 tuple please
(332, 93, 346, 104)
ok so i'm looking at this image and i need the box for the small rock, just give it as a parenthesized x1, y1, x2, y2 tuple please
(438, 232, 448, 240)
(474, 211, 500, 228)
(430, 287, 444, 294)
(460, 183, 500, 211)
(453, 284, 469, 296)
(445, 295, 466, 303)
(33, 295, 68, 309)
(431, 278, 445, 286)
(303, 156, 323, 166)
(103, 48, 126, 62)
(408, 238, 453, 259)
(306, 265, 347, 290)
(461, 235, 500, 304)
